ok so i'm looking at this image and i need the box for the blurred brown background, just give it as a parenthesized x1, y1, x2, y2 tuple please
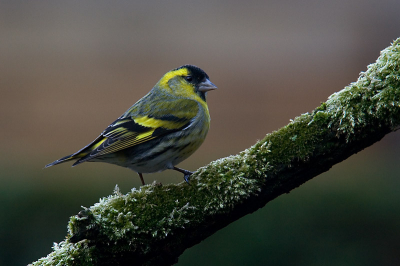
(1, 1, 400, 265)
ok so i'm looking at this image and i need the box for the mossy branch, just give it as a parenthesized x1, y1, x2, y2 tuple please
(31, 38, 400, 266)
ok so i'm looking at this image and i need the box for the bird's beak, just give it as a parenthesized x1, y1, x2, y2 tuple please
(198, 79, 217, 92)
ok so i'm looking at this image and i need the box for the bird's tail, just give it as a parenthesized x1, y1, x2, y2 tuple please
(45, 134, 107, 168)
(45, 154, 78, 168)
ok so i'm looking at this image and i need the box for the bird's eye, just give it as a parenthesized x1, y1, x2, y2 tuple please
(184, 75, 193, 82)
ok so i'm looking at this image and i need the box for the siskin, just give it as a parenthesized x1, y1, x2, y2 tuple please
(46, 65, 217, 185)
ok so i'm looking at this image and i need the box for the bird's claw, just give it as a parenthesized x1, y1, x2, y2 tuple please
(184, 173, 192, 184)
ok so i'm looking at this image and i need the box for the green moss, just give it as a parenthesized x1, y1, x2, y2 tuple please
(61, 166, 262, 260)
(326, 38, 400, 140)
(31, 240, 95, 266)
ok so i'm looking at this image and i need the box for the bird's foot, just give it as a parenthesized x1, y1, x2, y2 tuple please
(173, 167, 193, 184)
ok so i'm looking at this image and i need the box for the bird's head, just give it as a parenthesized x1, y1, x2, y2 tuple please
(157, 65, 217, 102)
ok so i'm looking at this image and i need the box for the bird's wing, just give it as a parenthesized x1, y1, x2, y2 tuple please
(72, 99, 199, 165)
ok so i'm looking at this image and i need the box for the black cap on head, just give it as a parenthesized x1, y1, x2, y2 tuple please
(176, 64, 209, 83)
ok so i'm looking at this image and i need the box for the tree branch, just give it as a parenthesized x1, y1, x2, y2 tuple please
(31, 38, 400, 266)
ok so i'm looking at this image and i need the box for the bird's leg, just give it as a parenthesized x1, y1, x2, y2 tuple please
(173, 167, 193, 184)
(138, 173, 145, 186)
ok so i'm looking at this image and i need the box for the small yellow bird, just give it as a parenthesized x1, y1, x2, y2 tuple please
(46, 65, 217, 185)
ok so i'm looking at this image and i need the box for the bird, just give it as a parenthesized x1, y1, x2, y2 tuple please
(45, 65, 217, 186)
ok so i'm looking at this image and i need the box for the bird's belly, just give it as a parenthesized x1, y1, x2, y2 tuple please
(124, 131, 207, 174)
